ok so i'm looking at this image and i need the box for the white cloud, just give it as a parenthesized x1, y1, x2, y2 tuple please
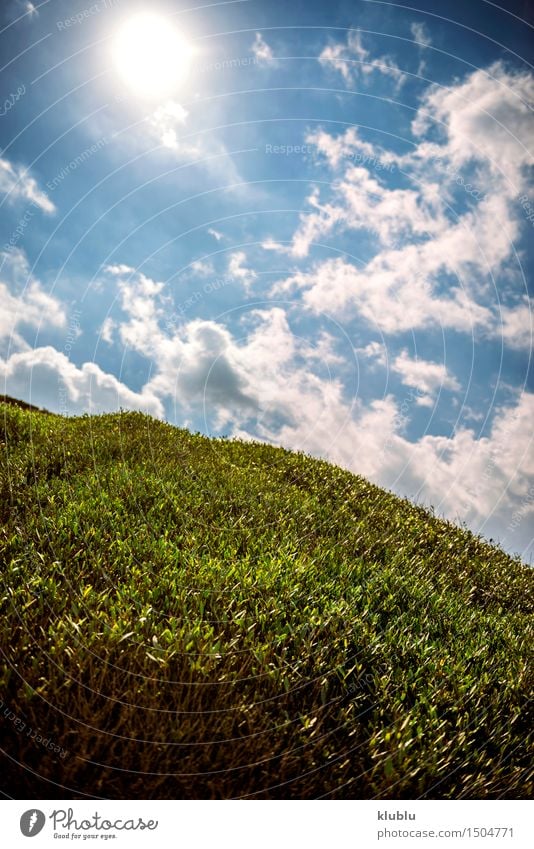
(0, 249, 66, 351)
(307, 126, 396, 171)
(99, 317, 115, 345)
(411, 61, 534, 187)
(146, 99, 188, 150)
(190, 259, 214, 277)
(113, 268, 165, 357)
(273, 255, 493, 335)
(496, 298, 533, 351)
(143, 98, 243, 184)
(410, 22, 432, 48)
(356, 340, 387, 367)
(338, 164, 446, 242)
(0, 346, 163, 417)
(0, 254, 163, 417)
(261, 186, 345, 258)
(252, 32, 275, 64)
(15, 1, 37, 17)
(319, 30, 369, 85)
(0, 282, 66, 351)
(392, 349, 461, 398)
(304, 330, 345, 366)
(319, 29, 406, 89)
(140, 308, 299, 430)
(105, 263, 135, 276)
(0, 157, 55, 213)
(104, 267, 343, 433)
(264, 62, 534, 340)
(227, 251, 257, 293)
(207, 227, 223, 241)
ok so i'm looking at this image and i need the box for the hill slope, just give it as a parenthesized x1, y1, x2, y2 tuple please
(0, 400, 532, 799)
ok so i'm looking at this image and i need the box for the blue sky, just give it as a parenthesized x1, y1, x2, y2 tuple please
(1, 0, 533, 560)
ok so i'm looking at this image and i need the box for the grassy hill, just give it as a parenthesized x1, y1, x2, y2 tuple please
(0, 398, 532, 799)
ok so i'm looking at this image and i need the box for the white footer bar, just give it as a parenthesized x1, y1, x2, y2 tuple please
(4, 799, 533, 848)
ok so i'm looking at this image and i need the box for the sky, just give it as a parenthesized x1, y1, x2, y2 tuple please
(1, 0, 533, 561)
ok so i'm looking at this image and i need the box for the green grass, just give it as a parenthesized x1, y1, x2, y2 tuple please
(0, 399, 532, 799)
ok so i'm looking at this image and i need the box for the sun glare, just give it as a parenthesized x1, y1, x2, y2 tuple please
(113, 13, 192, 98)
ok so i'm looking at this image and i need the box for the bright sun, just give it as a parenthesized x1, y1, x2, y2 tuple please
(113, 13, 192, 98)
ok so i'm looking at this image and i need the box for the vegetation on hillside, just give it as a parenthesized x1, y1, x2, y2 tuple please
(0, 398, 532, 799)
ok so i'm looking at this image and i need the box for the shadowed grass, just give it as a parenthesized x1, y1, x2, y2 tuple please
(0, 400, 532, 799)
